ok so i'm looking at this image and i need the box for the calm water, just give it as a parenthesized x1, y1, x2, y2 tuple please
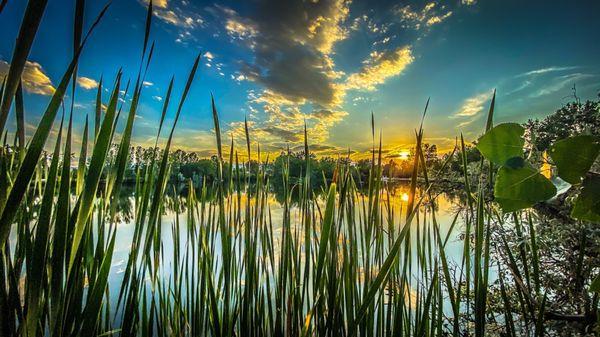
(6, 180, 471, 317)
(106, 181, 470, 309)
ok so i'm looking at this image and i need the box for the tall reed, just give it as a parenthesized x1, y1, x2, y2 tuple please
(0, 1, 558, 336)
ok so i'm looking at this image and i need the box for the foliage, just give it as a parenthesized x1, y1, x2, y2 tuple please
(494, 163, 556, 212)
(548, 135, 600, 185)
(476, 123, 525, 166)
(477, 122, 599, 216)
(524, 100, 600, 152)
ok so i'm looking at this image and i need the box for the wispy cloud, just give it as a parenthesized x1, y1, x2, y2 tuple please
(517, 66, 578, 78)
(529, 73, 593, 98)
(0, 60, 55, 95)
(453, 91, 492, 118)
(500, 66, 594, 98)
(344, 46, 414, 91)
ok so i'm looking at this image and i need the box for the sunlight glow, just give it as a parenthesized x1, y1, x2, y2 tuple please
(398, 150, 410, 160)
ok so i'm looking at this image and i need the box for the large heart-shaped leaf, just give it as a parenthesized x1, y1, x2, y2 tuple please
(548, 135, 600, 185)
(494, 164, 557, 212)
(571, 175, 600, 222)
(476, 123, 525, 166)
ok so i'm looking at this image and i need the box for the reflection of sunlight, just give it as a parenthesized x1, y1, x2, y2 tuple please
(401, 193, 409, 202)
(398, 150, 410, 160)
(541, 151, 552, 179)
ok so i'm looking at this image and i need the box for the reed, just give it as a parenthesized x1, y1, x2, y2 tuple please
(0, 1, 578, 336)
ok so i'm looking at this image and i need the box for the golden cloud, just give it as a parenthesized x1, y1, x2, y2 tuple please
(138, 0, 202, 32)
(344, 46, 414, 91)
(77, 76, 99, 90)
(306, 0, 351, 54)
(396, 2, 453, 30)
(141, 0, 168, 9)
(225, 18, 258, 40)
(453, 92, 490, 117)
(0, 60, 55, 95)
(426, 11, 453, 26)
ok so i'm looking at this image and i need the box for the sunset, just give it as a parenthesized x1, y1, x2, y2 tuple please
(0, 1, 599, 336)
(2, 0, 598, 157)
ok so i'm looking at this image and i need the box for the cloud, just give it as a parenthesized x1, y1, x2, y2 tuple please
(143, 81, 153, 87)
(0, 60, 55, 95)
(77, 76, 99, 90)
(227, 100, 348, 151)
(395, 2, 453, 30)
(344, 46, 414, 91)
(225, 18, 258, 41)
(529, 73, 593, 98)
(518, 66, 578, 78)
(154, 9, 194, 28)
(456, 116, 480, 128)
(141, 0, 168, 9)
(453, 91, 492, 118)
(138, 0, 203, 44)
(203, 51, 214, 61)
(230, 73, 247, 83)
(217, 0, 351, 107)
(214, 1, 424, 151)
(426, 11, 453, 26)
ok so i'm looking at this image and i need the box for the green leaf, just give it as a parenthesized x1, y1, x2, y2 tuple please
(590, 274, 600, 293)
(476, 123, 525, 166)
(314, 182, 336, 289)
(494, 164, 556, 212)
(548, 135, 600, 185)
(80, 230, 116, 336)
(504, 156, 525, 169)
(571, 175, 600, 222)
(0, 0, 49, 136)
(25, 115, 63, 337)
(69, 73, 121, 270)
(494, 198, 536, 213)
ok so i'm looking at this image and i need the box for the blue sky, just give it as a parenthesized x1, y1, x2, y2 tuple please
(1, 0, 599, 158)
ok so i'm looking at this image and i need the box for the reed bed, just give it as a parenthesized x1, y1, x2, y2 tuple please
(0, 1, 564, 336)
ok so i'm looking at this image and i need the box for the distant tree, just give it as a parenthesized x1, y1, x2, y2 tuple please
(422, 143, 438, 162)
(524, 99, 600, 152)
(179, 159, 218, 181)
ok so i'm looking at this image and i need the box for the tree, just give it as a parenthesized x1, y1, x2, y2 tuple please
(524, 100, 600, 152)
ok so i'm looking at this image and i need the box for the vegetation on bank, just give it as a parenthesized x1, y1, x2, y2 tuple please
(0, 1, 598, 337)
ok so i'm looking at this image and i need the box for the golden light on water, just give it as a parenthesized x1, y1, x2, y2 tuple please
(398, 150, 410, 160)
(541, 151, 552, 179)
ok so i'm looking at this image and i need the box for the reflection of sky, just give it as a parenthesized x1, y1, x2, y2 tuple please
(1, 1, 599, 158)
(106, 182, 470, 315)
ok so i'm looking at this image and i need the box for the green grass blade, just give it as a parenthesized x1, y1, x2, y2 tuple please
(0, 0, 49, 135)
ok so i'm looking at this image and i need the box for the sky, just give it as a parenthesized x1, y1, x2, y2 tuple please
(1, 0, 599, 159)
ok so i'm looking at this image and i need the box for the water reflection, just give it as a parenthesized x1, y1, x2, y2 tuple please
(109, 180, 468, 269)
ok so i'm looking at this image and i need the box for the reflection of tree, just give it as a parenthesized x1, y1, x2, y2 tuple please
(113, 185, 135, 223)
(488, 212, 600, 335)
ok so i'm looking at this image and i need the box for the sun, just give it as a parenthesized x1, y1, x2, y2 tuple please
(398, 150, 410, 160)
